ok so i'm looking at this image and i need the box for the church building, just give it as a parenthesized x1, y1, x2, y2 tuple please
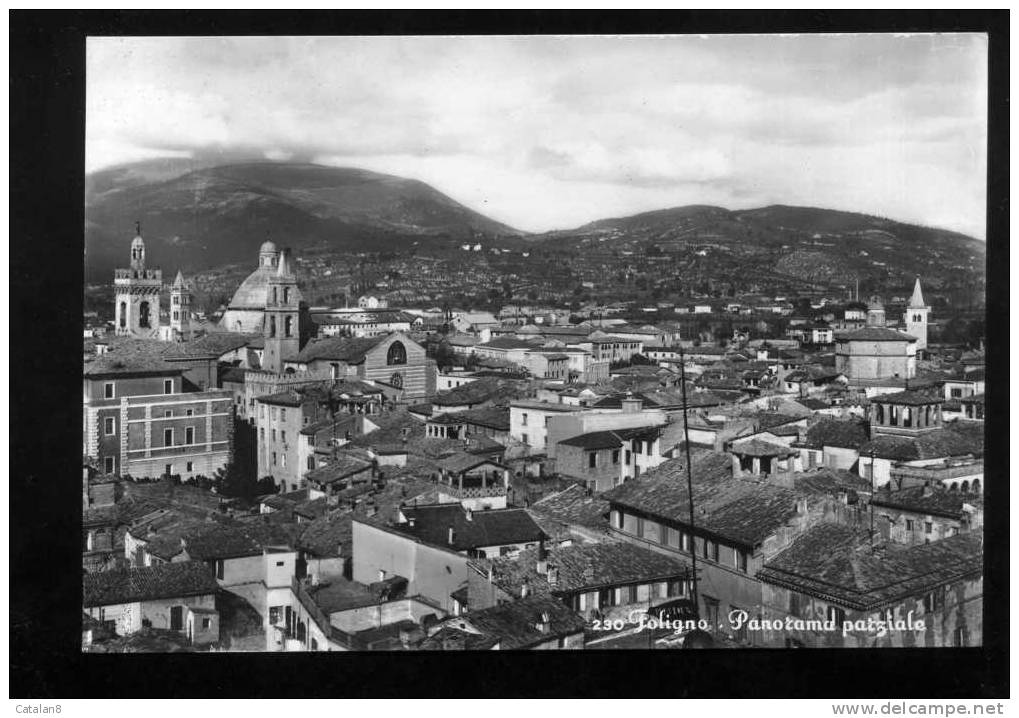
(114, 224, 162, 339)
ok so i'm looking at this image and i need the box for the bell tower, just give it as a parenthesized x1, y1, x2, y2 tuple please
(262, 248, 301, 373)
(114, 222, 162, 338)
(170, 270, 193, 342)
(903, 276, 930, 351)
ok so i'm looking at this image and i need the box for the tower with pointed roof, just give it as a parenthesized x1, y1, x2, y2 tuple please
(170, 270, 192, 342)
(114, 222, 162, 338)
(262, 248, 302, 373)
(903, 277, 930, 351)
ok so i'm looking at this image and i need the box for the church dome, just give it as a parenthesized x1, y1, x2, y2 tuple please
(260, 239, 278, 254)
(226, 265, 304, 310)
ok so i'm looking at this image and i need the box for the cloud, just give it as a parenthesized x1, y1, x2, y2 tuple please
(86, 34, 988, 238)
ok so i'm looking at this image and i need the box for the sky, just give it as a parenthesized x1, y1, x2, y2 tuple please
(87, 34, 988, 238)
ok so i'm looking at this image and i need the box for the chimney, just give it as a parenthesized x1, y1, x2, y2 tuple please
(521, 578, 531, 598)
(621, 393, 642, 414)
(546, 565, 559, 587)
(465, 507, 473, 522)
(536, 538, 548, 575)
(536, 611, 551, 633)
(448, 527, 456, 545)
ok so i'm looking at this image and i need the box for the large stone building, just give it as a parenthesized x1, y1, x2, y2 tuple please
(902, 277, 931, 351)
(220, 240, 303, 334)
(83, 346, 233, 479)
(114, 225, 162, 339)
(835, 297, 917, 381)
(286, 332, 428, 400)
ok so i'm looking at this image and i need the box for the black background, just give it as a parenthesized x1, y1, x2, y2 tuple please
(10, 10, 1009, 698)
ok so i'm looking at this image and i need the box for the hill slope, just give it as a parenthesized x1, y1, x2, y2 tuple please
(85, 161, 522, 281)
(530, 203, 985, 293)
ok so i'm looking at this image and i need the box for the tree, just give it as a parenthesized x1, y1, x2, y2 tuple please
(214, 419, 266, 499)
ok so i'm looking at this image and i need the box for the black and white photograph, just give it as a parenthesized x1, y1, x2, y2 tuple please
(10, 10, 1008, 702)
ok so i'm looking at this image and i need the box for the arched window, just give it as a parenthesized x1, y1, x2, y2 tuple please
(119, 302, 126, 328)
(269, 316, 276, 338)
(960, 480, 969, 494)
(285, 316, 293, 337)
(138, 301, 150, 328)
(387, 341, 407, 366)
(972, 479, 981, 495)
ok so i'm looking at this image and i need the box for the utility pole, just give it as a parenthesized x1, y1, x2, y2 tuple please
(677, 346, 700, 620)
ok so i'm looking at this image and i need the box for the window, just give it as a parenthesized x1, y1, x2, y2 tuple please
(611, 510, 623, 529)
(260, 428, 265, 441)
(386, 341, 407, 366)
(285, 316, 293, 337)
(103, 456, 114, 474)
(626, 585, 639, 604)
(953, 627, 967, 647)
(307, 456, 315, 471)
(164, 463, 172, 476)
(625, 450, 632, 464)
(588, 452, 597, 469)
(163, 379, 173, 394)
(521, 433, 528, 445)
(712, 542, 720, 562)
(269, 316, 276, 337)
(281, 454, 287, 468)
(905, 519, 915, 532)
(201, 618, 211, 630)
(272, 429, 277, 441)
(139, 301, 151, 328)
(680, 532, 691, 552)
(164, 428, 173, 446)
(923, 589, 944, 614)
(645, 441, 653, 456)
(269, 606, 282, 625)
(924, 522, 933, 535)
(634, 440, 642, 454)
(172, 311, 179, 321)
(186, 409, 194, 417)
(612, 449, 620, 464)
(185, 427, 194, 445)
(521, 413, 528, 426)
(272, 407, 278, 420)
(276, 560, 285, 567)
(636, 517, 645, 538)
(216, 560, 224, 580)
(104, 382, 115, 399)
(951, 388, 963, 398)
(118, 302, 126, 328)
(280, 409, 287, 421)
(186, 462, 193, 472)
(826, 605, 847, 628)
(163, 410, 173, 418)
(272, 452, 277, 466)
(598, 588, 616, 607)
(103, 417, 115, 435)
(734, 549, 748, 573)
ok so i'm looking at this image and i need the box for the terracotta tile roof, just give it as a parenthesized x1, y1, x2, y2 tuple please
(730, 438, 798, 458)
(437, 451, 506, 475)
(417, 625, 500, 650)
(448, 595, 587, 649)
(559, 430, 626, 450)
(860, 426, 983, 462)
(293, 335, 388, 364)
(870, 486, 982, 520)
(528, 484, 610, 531)
(428, 406, 510, 432)
(83, 562, 219, 607)
(799, 418, 870, 450)
(84, 339, 183, 378)
(602, 452, 807, 548)
(837, 327, 917, 342)
(386, 504, 546, 551)
(757, 524, 982, 610)
(872, 390, 944, 406)
(476, 542, 691, 598)
(297, 512, 353, 558)
(305, 454, 374, 486)
(432, 378, 526, 407)
(183, 523, 264, 560)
